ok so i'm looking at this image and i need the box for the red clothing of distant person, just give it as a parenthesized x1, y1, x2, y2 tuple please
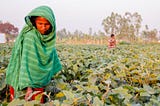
(108, 34, 116, 48)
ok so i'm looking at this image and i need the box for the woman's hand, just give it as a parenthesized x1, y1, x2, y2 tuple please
(25, 87, 33, 101)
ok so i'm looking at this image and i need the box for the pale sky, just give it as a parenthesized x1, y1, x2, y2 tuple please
(0, 0, 160, 33)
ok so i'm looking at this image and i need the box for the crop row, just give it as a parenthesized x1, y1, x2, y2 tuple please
(0, 43, 160, 105)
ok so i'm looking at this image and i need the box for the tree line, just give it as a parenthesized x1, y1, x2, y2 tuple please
(0, 12, 159, 44)
(56, 12, 159, 44)
(102, 12, 158, 42)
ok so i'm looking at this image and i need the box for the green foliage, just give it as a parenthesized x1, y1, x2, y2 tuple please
(0, 43, 160, 105)
(119, 41, 131, 45)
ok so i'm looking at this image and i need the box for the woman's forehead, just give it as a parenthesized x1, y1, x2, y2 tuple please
(36, 16, 48, 20)
(35, 16, 50, 23)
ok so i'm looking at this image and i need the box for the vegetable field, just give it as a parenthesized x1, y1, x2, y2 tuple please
(0, 43, 160, 106)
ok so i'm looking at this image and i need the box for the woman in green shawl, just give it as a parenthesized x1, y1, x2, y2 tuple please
(6, 5, 62, 102)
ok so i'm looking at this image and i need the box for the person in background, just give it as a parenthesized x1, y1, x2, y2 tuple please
(5, 5, 62, 103)
(108, 34, 116, 48)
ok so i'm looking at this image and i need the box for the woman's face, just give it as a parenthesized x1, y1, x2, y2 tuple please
(35, 16, 51, 35)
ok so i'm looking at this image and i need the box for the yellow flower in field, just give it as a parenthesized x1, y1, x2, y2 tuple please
(35, 93, 43, 101)
(55, 92, 65, 98)
(86, 69, 93, 73)
(73, 98, 78, 105)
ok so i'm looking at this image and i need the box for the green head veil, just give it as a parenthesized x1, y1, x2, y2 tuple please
(6, 6, 62, 91)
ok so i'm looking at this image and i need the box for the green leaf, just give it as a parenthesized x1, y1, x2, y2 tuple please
(88, 74, 97, 85)
(73, 64, 78, 72)
(143, 84, 155, 94)
(92, 97, 104, 106)
(112, 87, 132, 104)
(63, 90, 75, 100)
(140, 92, 150, 97)
(8, 99, 39, 106)
(56, 80, 68, 90)
(84, 85, 99, 94)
